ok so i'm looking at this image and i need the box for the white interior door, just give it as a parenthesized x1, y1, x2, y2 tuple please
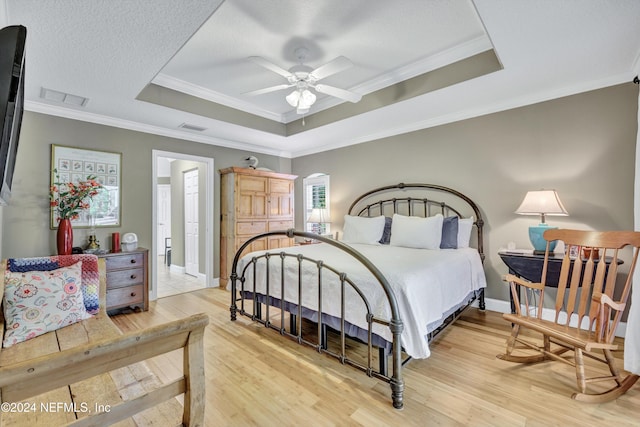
(184, 169, 199, 277)
(157, 184, 171, 258)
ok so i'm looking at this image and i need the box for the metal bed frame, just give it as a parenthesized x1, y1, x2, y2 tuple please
(230, 183, 485, 409)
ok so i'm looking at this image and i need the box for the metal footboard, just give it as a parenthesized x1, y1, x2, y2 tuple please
(229, 229, 405, 409)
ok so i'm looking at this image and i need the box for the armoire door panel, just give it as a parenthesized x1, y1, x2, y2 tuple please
(238, 193, 268, 219)
(239, 175, 268, 192)
(269, 194, 294, 218)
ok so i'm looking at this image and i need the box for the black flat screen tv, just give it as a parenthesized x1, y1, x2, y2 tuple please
(0, 25, 26, 205)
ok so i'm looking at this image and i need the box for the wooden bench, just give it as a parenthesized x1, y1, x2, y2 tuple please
(498, 229, 639, 402)
(0, 255, 209, 426)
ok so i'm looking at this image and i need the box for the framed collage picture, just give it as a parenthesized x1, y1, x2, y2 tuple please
(50, 144, 122, 228)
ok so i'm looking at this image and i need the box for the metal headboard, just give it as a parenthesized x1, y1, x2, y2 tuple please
(347, 183, 485, 262)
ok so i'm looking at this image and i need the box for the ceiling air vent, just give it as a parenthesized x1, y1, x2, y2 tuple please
(179, 123, 207, 132)
(40, 87, 89, 107)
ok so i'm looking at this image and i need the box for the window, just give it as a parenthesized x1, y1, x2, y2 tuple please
(303, 173, 330, 236)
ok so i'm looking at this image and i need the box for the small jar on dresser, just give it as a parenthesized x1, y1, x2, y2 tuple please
(98, 248, 148, 313)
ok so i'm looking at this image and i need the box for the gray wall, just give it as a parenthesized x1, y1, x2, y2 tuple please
(292, 83, 639, 302)
(0, 111, 292, 279)
(0, 83, 637, 308)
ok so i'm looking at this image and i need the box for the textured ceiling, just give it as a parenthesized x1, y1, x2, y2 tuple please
(4, 0, 640, 158)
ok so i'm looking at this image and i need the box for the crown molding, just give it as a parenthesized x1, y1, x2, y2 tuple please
(152, 73, 286, 123)
(153, 35, 493, 126)
(25, 100, 292, 158)
(354, 35, 493, 95)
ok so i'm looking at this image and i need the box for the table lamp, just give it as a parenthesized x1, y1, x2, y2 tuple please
(307, 208, 330, 236)
(515, 190, 568, 254)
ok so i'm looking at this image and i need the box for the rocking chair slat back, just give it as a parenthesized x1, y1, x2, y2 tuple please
(542, 229, 638, 342)
(499, 229, 640, 402)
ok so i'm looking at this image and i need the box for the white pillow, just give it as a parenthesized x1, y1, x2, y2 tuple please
(342, 215, 386, 245)
(390, 213, 443, 249)
(457, 216, 474, 248)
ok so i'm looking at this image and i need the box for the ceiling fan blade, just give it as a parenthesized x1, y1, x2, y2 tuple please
(248, 56, 293, 78)
(314, 84, 362, 103)
(309, 56, 353, 81)
(243, 84, 293, 96)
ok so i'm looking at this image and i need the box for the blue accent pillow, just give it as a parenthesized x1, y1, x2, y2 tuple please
(440, 216, 459, 249)
(379, 216, 392, 244)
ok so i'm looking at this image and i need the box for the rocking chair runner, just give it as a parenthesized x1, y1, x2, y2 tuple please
(498, 229, 640, 402)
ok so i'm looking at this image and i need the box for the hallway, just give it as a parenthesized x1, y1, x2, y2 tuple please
(156, 255, 205, 298)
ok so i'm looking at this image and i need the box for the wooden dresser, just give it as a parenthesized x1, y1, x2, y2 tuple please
(220, 167, 297, 285)
(99, 248, 148, 312)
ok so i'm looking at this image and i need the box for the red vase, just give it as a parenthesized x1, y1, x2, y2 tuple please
(57, 218, 73, 255)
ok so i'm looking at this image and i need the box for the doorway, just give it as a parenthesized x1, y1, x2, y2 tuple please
(151, 150, 214, 300)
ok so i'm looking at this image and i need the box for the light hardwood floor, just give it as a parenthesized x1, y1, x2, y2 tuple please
(110, 288, 640, 426)
(156, 256, 205, 298)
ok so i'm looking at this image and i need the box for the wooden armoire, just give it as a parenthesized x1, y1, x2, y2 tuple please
(220, 167, 297, 285)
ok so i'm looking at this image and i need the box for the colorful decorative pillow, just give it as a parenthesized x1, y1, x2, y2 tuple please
(440, 216, 459, 249)
(2, 261, 93, 348)
(7, 254, 100, 314)
(390, 213, 443, 249)
(342, 215, 386, 245)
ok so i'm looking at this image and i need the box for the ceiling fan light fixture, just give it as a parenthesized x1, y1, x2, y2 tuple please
(286, 90, 300, 107)
(247, 49, 359, 114)
(299, 89, 316, 108)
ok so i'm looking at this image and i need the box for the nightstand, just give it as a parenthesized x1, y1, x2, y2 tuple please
(499, 250, 622, 313)
(98, 248, 149, 313)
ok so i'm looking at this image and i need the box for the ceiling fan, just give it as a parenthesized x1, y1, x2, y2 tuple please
(244, 47, 362, 114)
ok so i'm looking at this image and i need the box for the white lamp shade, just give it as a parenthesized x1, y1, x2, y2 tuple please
(307, 208, 330, 224)
(286, 88, 317, 113)
(299, 89, 316, 108)
(286, 90, 301, 107)
(515, 190, 568, 217)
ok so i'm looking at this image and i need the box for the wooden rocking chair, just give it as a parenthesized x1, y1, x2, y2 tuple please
(498, 229, 640, 402)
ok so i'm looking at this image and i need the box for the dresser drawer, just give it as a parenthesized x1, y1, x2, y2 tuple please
(106, 268, 144, 289)
(104, 253, 144, 270)
(106, 285, 144, 308)
(237, 221, 267, 235)
(268, 220, 293, 231)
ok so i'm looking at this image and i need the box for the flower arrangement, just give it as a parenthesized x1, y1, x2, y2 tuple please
(49, 169, 103, 221)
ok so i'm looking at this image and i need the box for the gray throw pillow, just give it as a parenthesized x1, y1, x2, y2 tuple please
(379, 216, 392, 244)
(440, 216, 459, 249)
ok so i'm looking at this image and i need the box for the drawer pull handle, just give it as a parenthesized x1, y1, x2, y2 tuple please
(130, 259, 136, 264)
(130, 274, 137, 279)
(130, 292, 137, 297)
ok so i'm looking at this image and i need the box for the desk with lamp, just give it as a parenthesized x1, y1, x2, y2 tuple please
(499, 189, 622, 313)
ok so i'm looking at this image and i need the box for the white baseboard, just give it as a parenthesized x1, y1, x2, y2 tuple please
(169, 264, 185, 274)
(210, 277, 220, 288)
(480, 297, 627, 338)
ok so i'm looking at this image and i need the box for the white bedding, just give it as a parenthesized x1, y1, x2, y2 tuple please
(232, 243, 487, 359)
